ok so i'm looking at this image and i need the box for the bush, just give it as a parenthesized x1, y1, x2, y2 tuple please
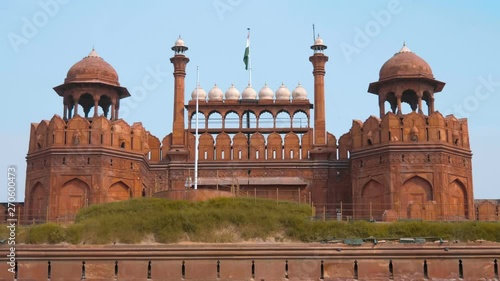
(26, 223, 65, 244)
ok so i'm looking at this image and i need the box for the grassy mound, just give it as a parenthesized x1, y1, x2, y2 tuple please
(8, 197, 500, 244)
(72, 197, 310, 244)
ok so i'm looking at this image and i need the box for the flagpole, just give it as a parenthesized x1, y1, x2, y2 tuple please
(194, 65, 200, 190)
(247, 28, 252, 85)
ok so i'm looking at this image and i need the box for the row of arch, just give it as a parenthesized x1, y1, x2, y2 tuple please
(359, 176, 468, 221)
(192, 132, 314, 161)
(380, 89, 435, 116)
(29, 178, 138, 220)
(189, 110, 309, 130)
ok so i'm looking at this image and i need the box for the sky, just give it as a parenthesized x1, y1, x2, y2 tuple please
(1, 0, 500, 202)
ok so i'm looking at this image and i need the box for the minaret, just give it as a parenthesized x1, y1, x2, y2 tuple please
(169, 36, 189, 160)
(309, 35, 329, 147)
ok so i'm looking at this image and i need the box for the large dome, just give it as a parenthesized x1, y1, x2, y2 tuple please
(378, 44, 433, 81)
(65, 49, 119, 86)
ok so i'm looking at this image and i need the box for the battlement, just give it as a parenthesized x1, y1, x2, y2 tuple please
(28, 115, 161, 161)
(350, 111, 470, 151)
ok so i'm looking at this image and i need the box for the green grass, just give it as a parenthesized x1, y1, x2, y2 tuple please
(2, 198, 499, 244)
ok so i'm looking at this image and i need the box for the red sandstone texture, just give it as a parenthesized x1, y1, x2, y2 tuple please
(0, 243, 498, 280)
(21, 37, 490, 225)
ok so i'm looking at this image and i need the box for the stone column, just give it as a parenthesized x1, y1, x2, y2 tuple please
(396, 92, 402, 115)
(309, 53, 329, 146)
(417, 91, 423, 114)
(93, 96, 99, 117)
(379, 94, 386, 118)
(170, 54, 189, 148)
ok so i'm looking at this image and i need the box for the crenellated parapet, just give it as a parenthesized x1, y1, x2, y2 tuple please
(28, 115, 161, 159)
(350, 112, 470, 151)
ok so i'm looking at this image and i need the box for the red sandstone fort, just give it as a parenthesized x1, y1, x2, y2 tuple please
(18, 35, 500, 223)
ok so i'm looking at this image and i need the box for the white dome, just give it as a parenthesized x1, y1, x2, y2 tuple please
(174, 36, 186, 47)
(258, 83, 274, 100)
(292, 83, 307, 100)
(225, 84, 240, 100)
(242, 84, 257, 99)
(275, 83, 291, 100)
(191, 85, 206, 100)
(208, 84, 223, 101)
(314, 36, 324, 45)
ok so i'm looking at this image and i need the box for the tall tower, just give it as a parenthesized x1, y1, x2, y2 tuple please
(168, 36, 190, 161)
(309, 35, 329, 148)
(25, 48, 150, 222)
(350, 44, 474, 221)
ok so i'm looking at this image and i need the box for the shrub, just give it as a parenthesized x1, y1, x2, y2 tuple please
(26, 223, 65, 244)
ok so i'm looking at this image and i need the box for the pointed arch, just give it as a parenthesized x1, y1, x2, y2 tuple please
(224, 111, 239, 129)
(108, 181, 132, 202)
(30, 182, 47, 221)
(190, 111, 206, 130)
(276, 110, 291, 128)
(207, 111, 223, 129)
(258, 110, 274, 128)
(242, 110, 257, 128)
(78, 93, 94, 118)
(60, 178, 90, 217)
(448, 179, 468, 219)
(360, 180, 386, 221)
(400, 176, 433, 218)
(292, 110, 309, 128)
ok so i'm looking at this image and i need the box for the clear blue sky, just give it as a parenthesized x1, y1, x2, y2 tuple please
(1, 0, 499, 202)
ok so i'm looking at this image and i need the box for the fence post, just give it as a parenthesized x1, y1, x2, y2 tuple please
(309, 192, 312, 207)
(370, 201, 373, 221)
(323, 206, 326, 221)
(340, 201, 343, 221)
(254, 188, 256, 204)
(298, 188, 301, 204)
(276, 188, 279, 205)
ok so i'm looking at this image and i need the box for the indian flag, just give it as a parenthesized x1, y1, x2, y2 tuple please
(243, 29, 250, 70)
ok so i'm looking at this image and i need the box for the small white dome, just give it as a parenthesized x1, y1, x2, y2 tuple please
(174, 36, 186, 47)
(208, 84, 223, 101)
(225, 84, 240, 100)
(314, 35, 324, 45)
(292, 83, 307, 100)
(275, 82, 291, 100)
(242, 84, 257, 99)
(191, 85, 206, 100)
(258, 83, 274, 100)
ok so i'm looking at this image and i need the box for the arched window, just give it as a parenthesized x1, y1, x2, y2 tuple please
(276, 111, 291, 128)
(292, 111, 308, 128)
